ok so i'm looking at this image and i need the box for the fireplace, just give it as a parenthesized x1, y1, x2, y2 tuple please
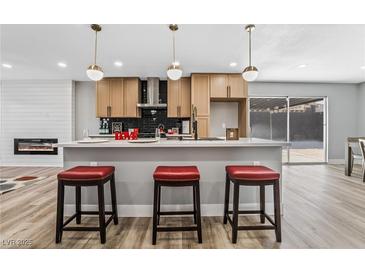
(14, 138, 58, 155)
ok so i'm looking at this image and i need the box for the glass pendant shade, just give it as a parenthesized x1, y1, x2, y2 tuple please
(242, 66, 259, 82)
(87, 64, 104, 81)
(167, 64, 183, 81)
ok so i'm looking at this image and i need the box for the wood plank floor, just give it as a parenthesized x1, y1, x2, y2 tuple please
(1, 164, 365, 248)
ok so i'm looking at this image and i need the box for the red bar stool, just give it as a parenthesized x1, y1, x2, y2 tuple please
(152, 166, 202, 245)
(55, 166, 118, 244)
(223, 165, 281, 243)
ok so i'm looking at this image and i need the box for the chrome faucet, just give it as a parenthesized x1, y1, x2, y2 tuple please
(192, 106, 198, 140)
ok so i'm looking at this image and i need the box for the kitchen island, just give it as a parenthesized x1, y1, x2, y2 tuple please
(57, 138, 287, 216)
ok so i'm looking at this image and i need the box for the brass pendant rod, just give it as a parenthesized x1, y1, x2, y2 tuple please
(94, 30, 98, 65)
(248, 29, 252, 67)
(172, 31, 176, 65)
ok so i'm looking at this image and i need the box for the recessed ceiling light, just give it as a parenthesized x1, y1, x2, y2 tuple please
(297, 64, 307, 68)
(230, 62, 237, 67)
(361, 65, 365, 70)
(57, 62, 67, 68)
(114, 61, 123, 67)
(2, 63, 12, 68)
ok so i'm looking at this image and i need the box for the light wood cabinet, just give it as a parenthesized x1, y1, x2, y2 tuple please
(96, 79, 111, 117)
(96, 77, 141, 118)
(197, 116, 209, 138)
(191, 74, 210, 117)
(123, 78, 141, 118)
(180, 78, 191, 117)
(210, 74, 228, 98)
(209, 74, 247, 99)
(167, 77, 191, 118)
(109, 78, 124, 117)
(228, 74, 248, 98)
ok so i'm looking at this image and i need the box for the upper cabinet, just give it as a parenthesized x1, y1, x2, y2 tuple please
(228, 74, 248, 98)
(167, 77, 191, 118)
(191, 74, 210, 117)
(210, 74, 228, 98)
(210, 74, 247, 99)
(123, 78, 141, 118)
(96, 79, 111, 117)
(96, 77, 141, 118)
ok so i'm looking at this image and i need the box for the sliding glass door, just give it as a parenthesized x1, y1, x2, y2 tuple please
(288, 97, 327, 163)
(249, 97, 289, 163)
(249, 96, 327, 164)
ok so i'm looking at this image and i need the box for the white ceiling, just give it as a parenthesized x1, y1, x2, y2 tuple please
(1, 24, 365, 83)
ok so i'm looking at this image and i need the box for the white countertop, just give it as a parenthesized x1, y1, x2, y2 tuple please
(57, 138, 289, 148)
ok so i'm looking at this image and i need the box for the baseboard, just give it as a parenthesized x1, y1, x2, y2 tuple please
(64, 203, 278, 217)
(0, 163, 63, 167)
(328, 159, 345, 164)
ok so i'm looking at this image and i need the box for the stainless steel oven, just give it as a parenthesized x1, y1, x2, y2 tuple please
(14, 138, 58, 155)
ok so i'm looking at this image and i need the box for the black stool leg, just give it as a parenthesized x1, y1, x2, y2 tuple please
(152, 181, 159, 245)
(273, 180, 282, 242)
(157, 185, 161, 225)
(223, 173, 230, 224)
(109, 174, 119, 225)
(260, 185, 265, 224)
(55, 182, 65, 243)
(75, 186, 81, 224)
(193, 186, 197, 224)
(194, 183, 203, 243)
(232, 182, 240, 244)
(97, 184, 106, 244)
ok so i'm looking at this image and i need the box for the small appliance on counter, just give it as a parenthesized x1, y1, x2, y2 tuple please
(226, 128, 239, 140)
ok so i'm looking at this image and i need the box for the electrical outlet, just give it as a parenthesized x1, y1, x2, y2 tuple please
(253, 161, 260, 166)
(90, 162, 98, 166)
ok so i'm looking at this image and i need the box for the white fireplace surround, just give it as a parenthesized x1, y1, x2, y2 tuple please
(0, 80, 75, 166)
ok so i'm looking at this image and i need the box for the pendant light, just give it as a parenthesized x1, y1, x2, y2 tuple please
(87, 24, 104, 81)
(242, 24, 259, 82)
(167, 24, 183, 81)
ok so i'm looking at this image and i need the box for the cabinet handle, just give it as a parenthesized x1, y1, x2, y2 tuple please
(229, 86, 231, 98)
(107, 106, 111, 117)
(227, 86, 229, 98)
(178, 106, 181, 117)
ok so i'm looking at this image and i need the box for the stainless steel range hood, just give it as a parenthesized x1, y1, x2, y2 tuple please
(137, 77, 167, 108)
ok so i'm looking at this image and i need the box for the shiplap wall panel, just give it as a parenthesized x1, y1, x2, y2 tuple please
(0, 80, 75, 166)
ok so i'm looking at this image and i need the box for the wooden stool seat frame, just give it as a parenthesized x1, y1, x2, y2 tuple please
(223, 173, 281, 243)
(55, 173, 118, 244)
(152, 180, 202, 245)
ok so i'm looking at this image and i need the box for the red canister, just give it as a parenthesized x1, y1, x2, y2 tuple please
(115, 132, 122, 140)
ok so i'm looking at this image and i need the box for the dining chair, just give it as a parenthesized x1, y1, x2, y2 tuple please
(358, 139, 365, 183)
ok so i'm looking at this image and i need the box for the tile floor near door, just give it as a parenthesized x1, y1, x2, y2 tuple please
(1, 165, 365, 248)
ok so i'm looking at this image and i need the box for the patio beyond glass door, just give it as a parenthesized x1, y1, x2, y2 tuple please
(249, 96, 327, 164)
(249, 97, 289, 163)
(288, 97, 327, 163)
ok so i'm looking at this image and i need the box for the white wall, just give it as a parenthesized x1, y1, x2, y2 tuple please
(75, 81, 99, 140)
(210, 102, 238, 137)
(357, 82, 365, 136)
(0, 80, 75, 166)
(249, 82, 359, 160)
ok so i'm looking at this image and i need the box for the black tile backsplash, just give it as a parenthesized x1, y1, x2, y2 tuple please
(100, 80, 189, 134)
